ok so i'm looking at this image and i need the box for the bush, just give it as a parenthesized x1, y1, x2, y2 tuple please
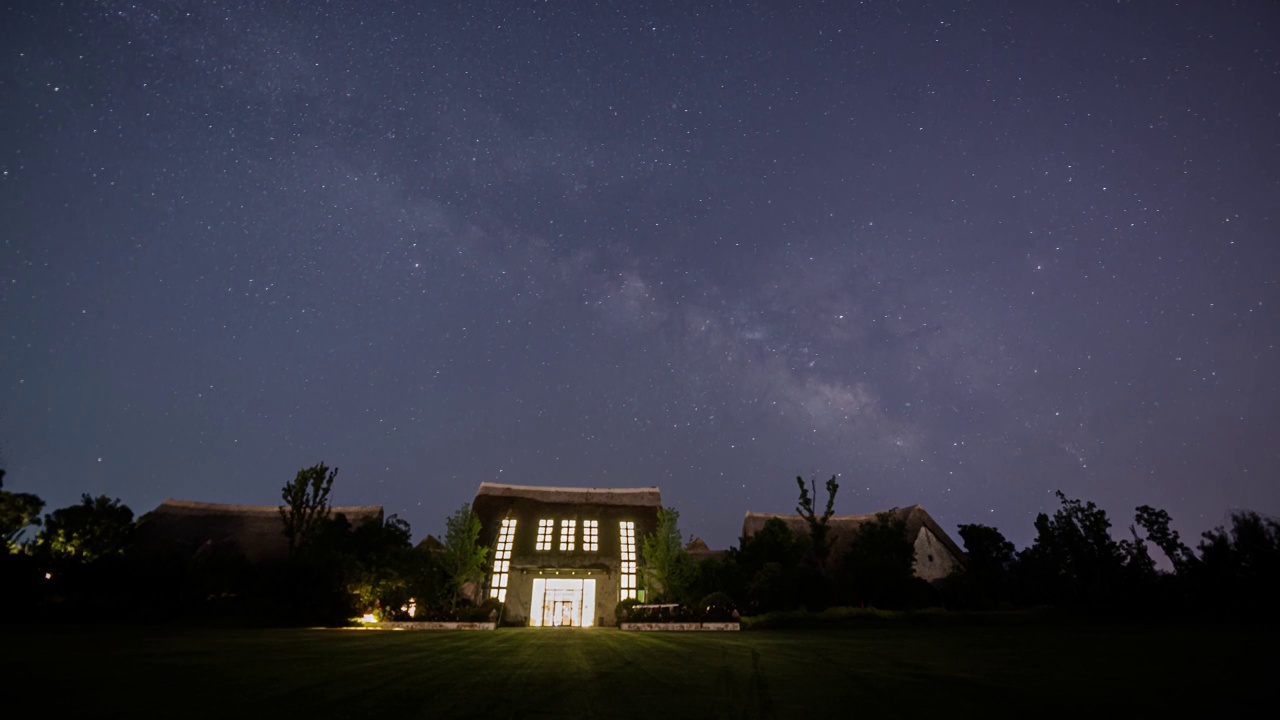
(625, 604, 700, 623)
(737, 606, 1062, 630)
(457, 604, 497, 622)
(699, 592, 737, 622)
(615, 597, 642, 622)
(477, 597, 504, 620)
(408, 602, 498, 623)
(618, 597, 741, 624)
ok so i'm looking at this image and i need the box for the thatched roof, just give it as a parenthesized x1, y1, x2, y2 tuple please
(475, 482, 661, 507)
(685, 536, 729, 562)
(471, 482, 663, 567)
(742, 504, 966, 567)
(416, 534, 444, 552)
(135, 499, 383, 563)
(686, 537, 711, 554)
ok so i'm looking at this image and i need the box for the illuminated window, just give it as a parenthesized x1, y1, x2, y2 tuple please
(560, 519, 576, 552)
(619, 521, 637, 600)
(489, 518, 517, 602)
(583, 520, 599, 552)
(536, 519, 554, 551)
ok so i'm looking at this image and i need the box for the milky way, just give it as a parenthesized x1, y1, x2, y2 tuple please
(3, 1, 1278, 548)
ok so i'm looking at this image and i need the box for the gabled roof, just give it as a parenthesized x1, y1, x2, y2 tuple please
(135, 499, 383, 563)
(686, 537, 711, 554)
(742, 504, 966, 566)
(685, 536, 729, 561)
(475, 482, 661, 507)
(416, 535, 444, 552)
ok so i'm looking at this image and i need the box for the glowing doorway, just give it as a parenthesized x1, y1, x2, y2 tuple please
(530, 578, 596, 627)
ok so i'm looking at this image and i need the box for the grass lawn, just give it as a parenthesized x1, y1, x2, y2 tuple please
(4, 621, 1274, 718)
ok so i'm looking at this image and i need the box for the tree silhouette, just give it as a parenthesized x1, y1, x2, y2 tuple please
(440, 503, 488, 612)
(840, 512, 917, 608)
(1, 469, 45, 552)
(1018, 491, 1128, 606)
(795, 475, 839, 570)
(641, 506, 692, 603)
(280, 462, 336, 559)
(1135, 505, 1196, 573)
(733, 518, 805, 613)
(37, 494, 134, 561)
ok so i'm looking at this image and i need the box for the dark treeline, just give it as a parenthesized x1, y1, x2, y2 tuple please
(4, 466, 1279, 625)
(0, 465, 493, 626)
(944, 493, 1280, 616)
(648, 480, 1280, 620)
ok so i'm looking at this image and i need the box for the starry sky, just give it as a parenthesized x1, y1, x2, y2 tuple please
(3, 0, 1278, 550)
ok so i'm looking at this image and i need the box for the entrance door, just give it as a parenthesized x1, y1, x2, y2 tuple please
(530, 578, 597, 627)
(552, 600, 574, 627)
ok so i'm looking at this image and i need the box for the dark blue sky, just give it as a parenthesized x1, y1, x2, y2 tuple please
(3, 0, 1278, 549)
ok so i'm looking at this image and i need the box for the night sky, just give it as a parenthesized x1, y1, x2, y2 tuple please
(3, 1, 1278, 550)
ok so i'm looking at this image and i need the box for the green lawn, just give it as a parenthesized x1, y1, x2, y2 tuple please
(4, 621, 1273, 718)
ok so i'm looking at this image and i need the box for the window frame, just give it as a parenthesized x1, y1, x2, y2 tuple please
(560, 519, 577, 552)
(536, 518, 555, 551)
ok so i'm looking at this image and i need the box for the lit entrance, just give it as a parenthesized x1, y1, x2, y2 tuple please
(530, 578, 596, 627)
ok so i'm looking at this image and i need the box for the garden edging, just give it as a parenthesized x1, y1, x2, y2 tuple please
(360, 621, 496, 630)
(619, 622, 739, 631)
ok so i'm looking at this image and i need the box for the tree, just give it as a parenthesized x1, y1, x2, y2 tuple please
(839, 512, 919, 608)
(641, 506, 692, 603)
(733, 517, 807, 613)
(334, 514, 422, 620)
(1122, 524, 1158, 582)
(949, 523, 1017, 609)
(1, 470, 45, 552)
(1135, 505, 1196, 573)
(1196, 511, 1280, 613)
(1016, 491, 1128, 606)
(795, 475, 839, 570)
(439, 503, 488, 612)
(958, 524, 1016, 575)
(37, 494, 135, 561)
(280, 462, 336, 559)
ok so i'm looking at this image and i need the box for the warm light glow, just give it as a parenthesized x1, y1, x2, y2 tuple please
(583, 520, 599, 552)
(489, 518, 517, 602)
(531, 577, 596, 627)
(560, 519, 576, 552)
(619, 521, 637, 600)
(536, 518, 554, 551)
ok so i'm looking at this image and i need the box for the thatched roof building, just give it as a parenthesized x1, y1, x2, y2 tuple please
(742, 504, 965, 581)
(135, 499, 383, 563)
(472, 482, 662, 627)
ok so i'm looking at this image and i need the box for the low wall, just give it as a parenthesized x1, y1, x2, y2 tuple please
(619, 622, 739, 632)
(362, 621, 496, 631)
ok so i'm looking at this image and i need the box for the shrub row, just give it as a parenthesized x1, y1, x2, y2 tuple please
(615, 592, 739, 624)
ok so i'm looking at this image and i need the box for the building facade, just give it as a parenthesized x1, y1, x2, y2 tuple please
(471, 482, 661, 627)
